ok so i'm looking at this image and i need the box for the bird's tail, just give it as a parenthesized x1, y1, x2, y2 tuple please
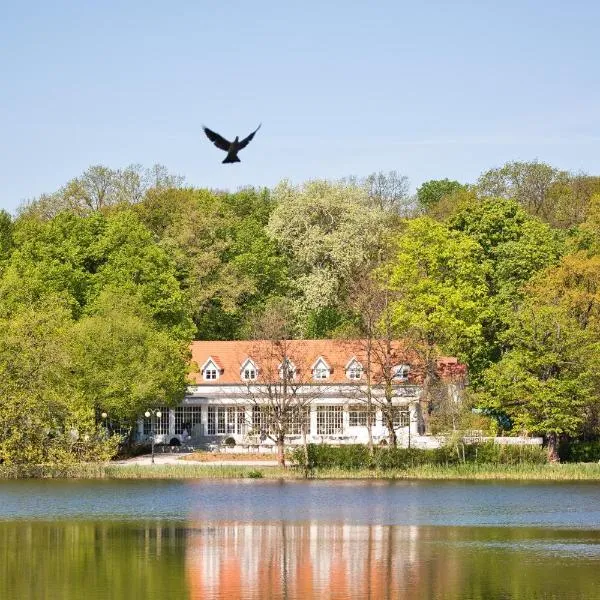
(222, 155, 241, 164)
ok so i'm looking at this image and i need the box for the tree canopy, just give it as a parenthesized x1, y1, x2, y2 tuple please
(3, 157, 600, 463)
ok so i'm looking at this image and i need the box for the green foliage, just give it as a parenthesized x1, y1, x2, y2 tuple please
(72, 291, 190, 427)
(559, 440, 600, 463)
(268, 179, 388, 333)
(135, 186, 287, 339)
(387, 217, 489, 366)
(477, 160, 569, 221)
(304, 306, 356, 338)
(448, 197, 564, 372)
(416, 178, 466, 211)
(0, 210, 13, 265)
(480, 302, 594, 440)
(449, 197, 563, 301)
(290, 442, 547, 470)
(18, 163, 184, 218)
(0, 298, 119, 465)
(1, 210, 193, 338)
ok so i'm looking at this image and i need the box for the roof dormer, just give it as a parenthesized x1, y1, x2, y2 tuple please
(311, 356, 331, 380)
(240, 358, 258, 381)
(201, 357, 222, 381)
(345, 357, 363, 380)
(392, 364, 410, 382)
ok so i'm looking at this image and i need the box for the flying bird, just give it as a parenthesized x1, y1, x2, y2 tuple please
(202, 123, 261, 163)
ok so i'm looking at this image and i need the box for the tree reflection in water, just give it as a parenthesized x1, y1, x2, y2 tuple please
(1, 520, 599, 599)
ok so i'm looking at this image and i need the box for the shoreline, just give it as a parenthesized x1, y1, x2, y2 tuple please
(2, 462, 600, 481)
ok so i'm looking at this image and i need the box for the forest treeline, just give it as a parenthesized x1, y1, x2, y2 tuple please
(1, 160, 600, 463)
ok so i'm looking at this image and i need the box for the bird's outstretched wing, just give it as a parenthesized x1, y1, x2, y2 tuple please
(203, 126, 231, 151)
(237, 123, 262, 150)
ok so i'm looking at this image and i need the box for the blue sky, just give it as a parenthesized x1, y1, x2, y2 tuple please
(1, 0, 599, 213)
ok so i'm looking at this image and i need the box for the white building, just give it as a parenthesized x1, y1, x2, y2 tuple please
(137, 339, 466, 449)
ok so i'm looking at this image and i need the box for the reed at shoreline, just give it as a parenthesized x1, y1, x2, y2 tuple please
(2, 461, 600, 481)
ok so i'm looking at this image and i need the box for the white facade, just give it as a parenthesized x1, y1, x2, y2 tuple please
(137, 383, 423, 448)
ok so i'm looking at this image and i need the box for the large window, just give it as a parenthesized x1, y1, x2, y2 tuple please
(251, 405, 310, 436)
(174, 406, 202, 435)
(317, 405, 344, 435)
(252, 405, 271, 434)
(103, 418, 131, 437)
(348, 405, 369, 427)
(289, 407, 310, 435)
(392, 408, 410, 429)
(208, 406, 245, 435)
(143, 407, 170, 436)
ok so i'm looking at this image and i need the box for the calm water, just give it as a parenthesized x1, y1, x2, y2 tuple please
(1, 480, 600, 599)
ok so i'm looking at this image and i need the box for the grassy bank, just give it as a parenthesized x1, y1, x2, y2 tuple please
(3, 462, 600, 481)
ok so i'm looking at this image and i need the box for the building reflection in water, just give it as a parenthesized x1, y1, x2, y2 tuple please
(186, 521, 422, 599)
(1, 519, 598, 599)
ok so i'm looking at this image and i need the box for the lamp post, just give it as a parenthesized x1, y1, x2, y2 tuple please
(144, 409, 162, 464)
(100, 412, 108, 437)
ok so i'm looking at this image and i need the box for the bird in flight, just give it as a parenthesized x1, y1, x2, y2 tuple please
(202, 123, 261, 163)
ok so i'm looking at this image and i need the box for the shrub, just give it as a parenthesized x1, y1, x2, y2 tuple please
(247, 469, 263, 478)
(224, 437, 236, 448)
(289, 442, 547, 471)
(560, 440, 600, 463)
(291, 444, 372, 470)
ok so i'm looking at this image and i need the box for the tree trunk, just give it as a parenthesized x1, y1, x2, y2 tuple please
(301, 422, 310, 476)
(385, 414, 397, 448)
(366, 406, 374, 456)
(420, 368, 434, 435)
(277, 435, 286, 468)
(546, 432, 560, 463)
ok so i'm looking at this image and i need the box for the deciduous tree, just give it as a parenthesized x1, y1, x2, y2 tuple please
(386, 217, 488, 430)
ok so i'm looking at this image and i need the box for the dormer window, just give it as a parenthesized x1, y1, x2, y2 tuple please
(241, 358, 258, 381)
(311, 357, 331, 380)
(201, 358, 221, 381)
(345, 357, 363, 380)
(393, 364, 410, 381)
(279, 358, 296, 380)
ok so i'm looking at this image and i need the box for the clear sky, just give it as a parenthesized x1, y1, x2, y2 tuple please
(1, 0, 599, 213)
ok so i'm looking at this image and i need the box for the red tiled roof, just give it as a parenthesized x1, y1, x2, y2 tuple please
(189, 340, 466, 385)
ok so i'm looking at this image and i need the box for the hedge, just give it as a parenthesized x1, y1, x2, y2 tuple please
(560, 440, 600, 463)
(290, 442, 547, 471)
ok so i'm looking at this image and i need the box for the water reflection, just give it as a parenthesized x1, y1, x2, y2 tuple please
(187, 522, 422, 599)
(185, 520, 600, 599)
(2, 519, 600, 599)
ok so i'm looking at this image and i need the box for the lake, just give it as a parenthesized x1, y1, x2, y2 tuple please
(1, 479, 600, 599)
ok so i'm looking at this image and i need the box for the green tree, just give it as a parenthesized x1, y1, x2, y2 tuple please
(0, 210, 13, 268)
(72, 291, 190, 437)
(268, 179, 388, 335)
(386, 217, 488, 430)
(481, 300, 594, 461)
(0, 299, 116, 465)
(0, 210, 192, 339)
(448, 197, 564, 369)
(477, 160, 569, 222)
(135, 186, 288, 339)
(18, 164, 184, 219)
(416, 179, 466, 211)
